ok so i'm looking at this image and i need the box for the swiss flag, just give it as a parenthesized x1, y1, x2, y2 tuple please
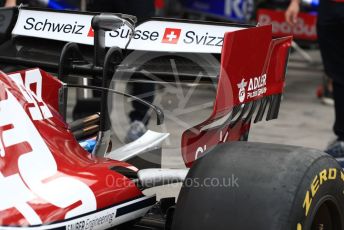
(162, 28, 181, 44)
(88, 27, 94, 37)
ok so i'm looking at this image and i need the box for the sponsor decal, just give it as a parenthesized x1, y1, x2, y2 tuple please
(88, 25, 160, 41)
(184, 0, 254, 22)
(67, 212, 115, 230)
(237, 79, 247, 103)
(224, 0, 254, 21)
(162, 28, 181, 44)
(24, 17, 85, 35)
(0, 76, 96, 225)
(0, 195, 154, 229)
(87, 26, 160, 42)
(108, 27, 160, 41)
(12, 9, 93, 46)
(302, 168, 341, 217)
(247, 74, 267, 99)
(183, 31, 224, 47)
(87, 27, 94, 37)
(12, 9, 245, 53)
(194, 130, 229, 160)
(257, 9, 317, 41)
(8, 69, 52, 121)
(237, 74, 267, 102)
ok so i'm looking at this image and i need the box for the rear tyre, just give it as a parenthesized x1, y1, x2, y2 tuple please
(172, 142, 344, 230)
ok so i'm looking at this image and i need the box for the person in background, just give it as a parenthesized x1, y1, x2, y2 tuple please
(87, 0, 156, 143)
(2, 0, 16, 7)
(285, 0, 344, 156)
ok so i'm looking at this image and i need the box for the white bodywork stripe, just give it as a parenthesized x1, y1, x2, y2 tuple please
(0, 196, 155, 230)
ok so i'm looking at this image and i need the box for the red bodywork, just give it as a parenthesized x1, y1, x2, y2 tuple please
(0, 24, 292, 226)
(181, 25, 292, 167)
(0, 69, 142, 226)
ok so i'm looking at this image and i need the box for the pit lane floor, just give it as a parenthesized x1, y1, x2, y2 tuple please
(67, 49, 333, 200)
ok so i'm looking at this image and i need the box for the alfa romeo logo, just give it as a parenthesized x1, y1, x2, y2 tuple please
(237, 78, 247, 103)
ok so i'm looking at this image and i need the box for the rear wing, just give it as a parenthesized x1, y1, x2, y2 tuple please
(0, 7, 255, 80)
(0, 7, 292, 165)
(181, 26, 292, 166)
(11, 7, 249, 54)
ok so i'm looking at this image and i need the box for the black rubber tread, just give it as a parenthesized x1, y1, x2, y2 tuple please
(172, 142, 344, 230)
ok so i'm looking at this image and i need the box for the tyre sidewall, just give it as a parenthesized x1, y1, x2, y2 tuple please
(290, 156, 344, 230)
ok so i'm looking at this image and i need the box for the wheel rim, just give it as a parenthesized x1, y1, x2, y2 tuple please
(311, 200, 342, 230)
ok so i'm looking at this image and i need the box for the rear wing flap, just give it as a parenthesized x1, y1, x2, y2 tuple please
(0, 7, 252, 79)
(181, 25, 292, 166)
(0, 8, 293, 167)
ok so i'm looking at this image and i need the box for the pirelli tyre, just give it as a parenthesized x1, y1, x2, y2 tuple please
(172, 142, 344, 230)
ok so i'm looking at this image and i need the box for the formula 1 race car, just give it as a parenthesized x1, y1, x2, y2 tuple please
(0, 6, 343, 230)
